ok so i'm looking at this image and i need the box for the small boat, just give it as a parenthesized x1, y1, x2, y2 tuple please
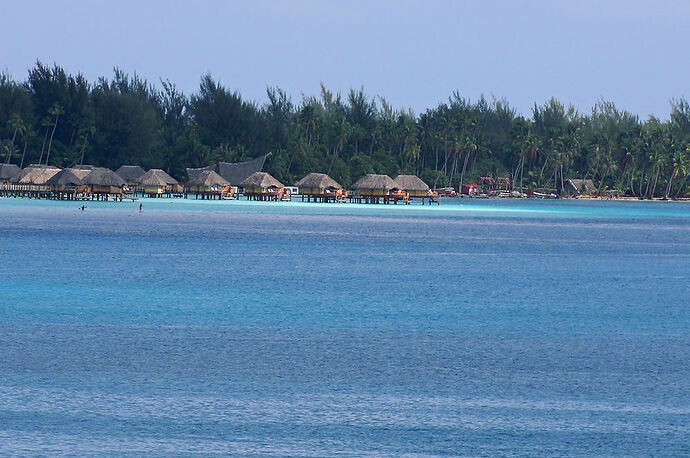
(532, 191, 558, 199)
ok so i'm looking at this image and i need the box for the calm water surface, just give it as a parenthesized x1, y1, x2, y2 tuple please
(1, 197, 689, 455)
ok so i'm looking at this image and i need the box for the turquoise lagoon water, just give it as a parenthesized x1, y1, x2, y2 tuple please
(1, 197, 689, 455)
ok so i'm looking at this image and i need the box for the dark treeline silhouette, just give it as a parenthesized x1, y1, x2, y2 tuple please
(2, 61, 689, 198)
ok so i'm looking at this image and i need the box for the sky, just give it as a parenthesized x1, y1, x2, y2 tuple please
(3, 0, 690, 118)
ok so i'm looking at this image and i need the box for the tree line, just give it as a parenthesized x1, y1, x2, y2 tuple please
(2, 61, 689, 198)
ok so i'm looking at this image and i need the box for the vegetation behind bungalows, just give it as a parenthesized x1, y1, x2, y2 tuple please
(1, 62, 689, 198)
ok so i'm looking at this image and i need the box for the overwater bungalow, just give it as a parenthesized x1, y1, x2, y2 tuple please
(240, 172, 285, 201)
(185, 170, 232, 199)
(350, 174, 398, 203)
(115, 165, 146, 188)
(186, 164, 216, 183)
(295, 172, 346, 202)
(0, 164, 21, 193)
(136, 169, 179, 197)
(45, 168, 90, 200)
(81, 168, 126, 200)
(394, 175, 430, 196)
(10, 165, 61, 197)
(393, 174, 435, 203)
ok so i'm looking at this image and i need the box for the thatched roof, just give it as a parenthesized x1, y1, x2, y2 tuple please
(394, 174, 430, 192)
(45, 168, 86, 186)
(137, 168, 178, 186)
(82, 168, 125, 187)
(186, 164, 216, 182)
(70, 168, 92, 180)
(564, 179, 597, 196)
(218, 154, 268, 185)
(13, 166, 61, 185)
(240, 171, 283, 188)
(295, 172, 343, 190)
(351, 174, 397, 190)
(115, 165, 145, 182)
(186, 170, 230, 187)
(0, 163, 21, 181)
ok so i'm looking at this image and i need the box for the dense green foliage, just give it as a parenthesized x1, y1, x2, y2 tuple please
(2, 62, 689, 197)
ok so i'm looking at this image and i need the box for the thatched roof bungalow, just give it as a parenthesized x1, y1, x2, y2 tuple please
(351, 174, 397, 195)
(82, 168, 125, 195)
(136, 168, 179, 196)
(46, 168, 86, 188)
(393, 174, 431, 198)
(12, 165, 61, 191)
(295, 172, 345, 202)
(115, 165, 145, 185)
(350, 174, 401, 203)
(185, 170, 232, 199)
(0, 164, 21, 184)
(45, 168, 90, 198)
(240, 172, 284, 201)
(186, 164, 216, 183)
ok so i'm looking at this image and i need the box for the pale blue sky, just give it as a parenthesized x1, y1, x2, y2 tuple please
(3, 0, 689, 118)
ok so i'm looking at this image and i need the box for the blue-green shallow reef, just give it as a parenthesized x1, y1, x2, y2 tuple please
(1, 198, 688, 455)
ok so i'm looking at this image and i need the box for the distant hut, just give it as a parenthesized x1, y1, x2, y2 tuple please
(186, 164, 216, 183)
(115, 165, 145, 187)
(295, 172, 345, 202)
(185, 170, 231, 199)
(461, 183, 481, 196)
(12, 165, 61, 196)
(350, 174, 398, 203)
(394, 175, 430, 196)
(240, 172, 284, 201)
(563, 179, 597, 198)
(81, 167, 125, 200)
(45, 168, 89, 200)
(393, 174, 433, 203)
(136, 169, 179, 197)
(0, 163, 21, 190)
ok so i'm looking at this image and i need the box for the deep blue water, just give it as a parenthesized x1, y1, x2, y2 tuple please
(1, 197, 689, 455)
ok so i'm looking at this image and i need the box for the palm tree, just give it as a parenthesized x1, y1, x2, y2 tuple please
(37, 117, 52, 165)
(1, 140, 18, 164)
(45, 103, 64, 165)
(458, 137, 478, 192)
(673, 146, 690, 198)
(77, 122, 96, 165)
(19, 125, 35, 168)
(665, 148, 688, 199)
(5, 114, 25, 164)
